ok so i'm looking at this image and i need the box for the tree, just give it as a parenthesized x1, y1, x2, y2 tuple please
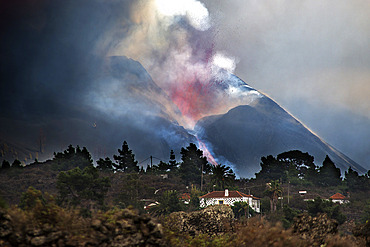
(19, 186, 48, 210)
(113, 141, 139, 173)
(255, 151, 319, 184)
(149, 190, 183, 215)
(19, 187, 61, 225)
(277, 150, 317, 180)
(307, 197, 346, 224)
(52, 145, 93, 170)
(115, 174, 155, 211)
(1, 160, 10, 169)
(344, 166, 366, 191)
(188, 186, 202, 211)
(264, 180, 282, 212)
(232, 201, 256, 219)
(282, 205, 300, 228)
(255, 155, 286, 181)
(12, 159, 22, 168)
(361, 199, 370, 223)
(96, 157, 114, 172)
(80, 147, 93, 164)
(318, 155, 342, 187)
(210, 164, 236, 190)
(353, 220, 370, 246)
(179, 143, 208, 188)
(57, 166, 110, 208)
(156, 161, 171, 173)
(63, 144, 76, 159)
(169, 149, 177, 169)
(0, 195, 7, 209)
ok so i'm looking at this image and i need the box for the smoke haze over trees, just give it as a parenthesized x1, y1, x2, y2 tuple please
(0, 0, 369, 177)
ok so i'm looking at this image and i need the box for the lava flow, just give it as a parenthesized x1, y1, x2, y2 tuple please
(197, 137, 217, 166)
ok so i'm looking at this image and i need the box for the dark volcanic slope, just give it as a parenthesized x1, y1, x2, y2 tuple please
(196, 95, 366, 178)
(0, 56, 195, 165)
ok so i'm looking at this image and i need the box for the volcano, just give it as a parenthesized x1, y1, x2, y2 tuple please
(195, 78, 366, 177)
(0, 56, 366, 178)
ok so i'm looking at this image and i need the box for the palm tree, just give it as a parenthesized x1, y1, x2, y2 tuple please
(265, 180, 282, 212)
(211, 164, 236, 190)
(232, 201, 254, 219)
(149, 190, 183, 215)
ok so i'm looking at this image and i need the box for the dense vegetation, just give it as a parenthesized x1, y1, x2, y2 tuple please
(0, 142, 369, 246)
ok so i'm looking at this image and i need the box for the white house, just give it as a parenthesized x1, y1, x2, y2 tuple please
(329, 193, 349, 204)
(199, 189, 261, 213)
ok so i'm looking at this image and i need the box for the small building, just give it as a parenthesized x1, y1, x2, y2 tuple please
(329, 193, 349, 204)
(180, 193, 191, 204)
(199, 189, 261, 213)
(298, 191, 323, 202)
(298, 191, 307, 196)
(141, 199, 159, 210)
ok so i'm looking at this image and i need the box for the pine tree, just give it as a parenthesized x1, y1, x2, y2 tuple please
(80, 147, 93, 164)
(96, 157, 114, 172)
(318, 155, 342, 186)
(63, 144, 76, 158)
(345, 167, 367, 191)
(12, 159, 22, 168)
(169, 149, 177, 169)
(1, 160, 10, 169)
(113, 141, 139, 173)
(156, 161, 170, 172)
(179, 143, 208, 187)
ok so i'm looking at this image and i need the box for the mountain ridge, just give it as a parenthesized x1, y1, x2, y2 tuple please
(195, 94, 366, 177)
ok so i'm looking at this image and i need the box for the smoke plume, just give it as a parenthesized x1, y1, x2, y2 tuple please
(109, 0, 258, 129)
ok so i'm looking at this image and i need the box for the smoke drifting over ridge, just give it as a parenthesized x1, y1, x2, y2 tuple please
(0, 0, 255, 167)
(109, 0, 259, 129)
(201, 0, 370, 168)
(1, 0, 368, 170)
(104, 0, 264, 167)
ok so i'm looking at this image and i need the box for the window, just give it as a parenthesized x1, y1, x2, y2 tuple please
(219, 200, 224, 204)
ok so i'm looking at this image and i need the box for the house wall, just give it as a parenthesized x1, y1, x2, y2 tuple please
(332, 199, 349, 204)
(200, 197, 260, 213)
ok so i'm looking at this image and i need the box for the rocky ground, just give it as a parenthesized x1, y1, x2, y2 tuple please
(0, 208, 163, 247)
(0, 205, 368, 246)
(165, 205, 234, 236)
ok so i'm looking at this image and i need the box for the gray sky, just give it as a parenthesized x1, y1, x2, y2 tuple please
(202, 0, 370, 168)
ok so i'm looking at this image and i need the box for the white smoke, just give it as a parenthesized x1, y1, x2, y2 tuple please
(212, 53, 236, 73)
(110, 0, 237, 88)
(155, 0, 211, 31)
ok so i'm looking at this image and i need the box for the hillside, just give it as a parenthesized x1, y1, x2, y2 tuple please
(196, 95, 366, 178)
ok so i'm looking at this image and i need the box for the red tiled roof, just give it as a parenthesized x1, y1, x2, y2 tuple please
(330, 193, 346, 200)
(200, 191, 260, 199)
(180, 193, 191, 200)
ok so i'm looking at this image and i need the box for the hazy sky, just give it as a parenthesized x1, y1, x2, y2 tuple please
(201, 0, 370, 167)
(0, 0, 369, 168)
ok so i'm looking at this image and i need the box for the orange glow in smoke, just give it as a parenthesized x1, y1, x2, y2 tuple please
(169, 77, 216, 128)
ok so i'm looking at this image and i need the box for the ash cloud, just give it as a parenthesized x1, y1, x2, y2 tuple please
(0, 0, 193, 163)
(109, 0, 255, 129)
